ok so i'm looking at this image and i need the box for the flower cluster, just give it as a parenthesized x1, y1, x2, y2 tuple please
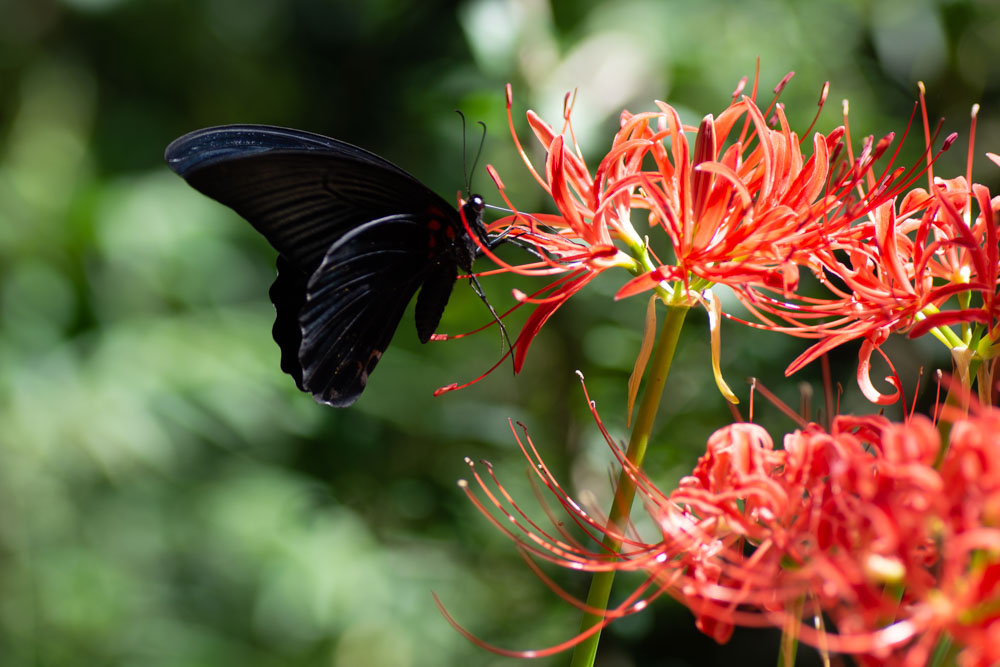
(442, 70, 1000, 665)
(470, 76, 998, 404)
(738, 95, 1000, 404)
(448, 386, 1000, 666)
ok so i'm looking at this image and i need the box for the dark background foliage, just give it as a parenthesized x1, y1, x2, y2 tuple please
(1, 0, 998, 665)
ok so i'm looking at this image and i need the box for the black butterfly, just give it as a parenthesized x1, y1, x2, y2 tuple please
(165, 124, 489, 407)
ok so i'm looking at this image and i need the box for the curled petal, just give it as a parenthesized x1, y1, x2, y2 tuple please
(707, 291, 739, 404)
(857, 337, 902, 405)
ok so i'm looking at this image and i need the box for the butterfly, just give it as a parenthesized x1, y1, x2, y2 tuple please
(165, 124, 490, 407)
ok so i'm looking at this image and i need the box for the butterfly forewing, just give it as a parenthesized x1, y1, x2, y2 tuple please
(166, 126, 458, 272)
(164, 124, 484, 406)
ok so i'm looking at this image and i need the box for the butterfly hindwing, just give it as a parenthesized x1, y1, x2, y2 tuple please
(269, 254, 309, 391)
(296, 216, 435, 406)
(415, 262, 459, 344)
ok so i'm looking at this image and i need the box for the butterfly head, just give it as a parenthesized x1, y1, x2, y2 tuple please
(459, 193, 489, 255)
(465, 193, 485, 217)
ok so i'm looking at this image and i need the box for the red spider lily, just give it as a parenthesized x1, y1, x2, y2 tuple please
(612, 91, 896, 299)
(470, 71, 915, 383)
(468, 84, 647, 373)
(440, 379, 1000, 665)
(731, 91, 1000, 404)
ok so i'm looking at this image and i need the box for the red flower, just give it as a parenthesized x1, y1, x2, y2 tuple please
(441, 380, 1000, 665)
(732, 92, 1000, 404)
(451, 71, 914, 397)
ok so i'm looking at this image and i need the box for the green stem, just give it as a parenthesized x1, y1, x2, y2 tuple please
(569, 304, 689, 667)
(777, 597, 803, 667)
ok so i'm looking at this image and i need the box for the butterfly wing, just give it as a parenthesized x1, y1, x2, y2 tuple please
(165, 124, 471, 405)
(165, 125, 458, 273)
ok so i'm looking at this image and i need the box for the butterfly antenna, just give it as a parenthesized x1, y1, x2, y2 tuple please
(468, 273, 514, 361)
(468, 121, 487, 191)
(455, 114, 508, 363)
(456, 109, 472, 195)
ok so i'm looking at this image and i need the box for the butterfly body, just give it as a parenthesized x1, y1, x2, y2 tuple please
(165, 125, 487, 407)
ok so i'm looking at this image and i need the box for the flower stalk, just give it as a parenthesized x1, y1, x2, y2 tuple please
(570, 303, 689, 667)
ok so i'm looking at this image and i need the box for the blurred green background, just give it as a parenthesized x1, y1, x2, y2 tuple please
(1, 1, 998, 665)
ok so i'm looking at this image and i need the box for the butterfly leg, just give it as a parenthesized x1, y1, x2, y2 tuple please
(483, 214, 556, 262)
(467, 273, 515, 367)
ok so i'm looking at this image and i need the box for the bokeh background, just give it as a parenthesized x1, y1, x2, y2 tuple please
(2, 0, 999, 665)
